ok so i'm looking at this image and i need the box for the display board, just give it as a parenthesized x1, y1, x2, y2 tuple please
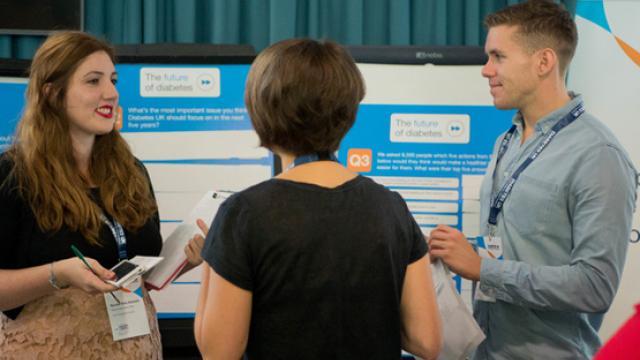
(115, 45, 273, 318)
(341, 47, 515, 308)
(569, 0, 640, 340)
(0, 78, 26, 151)
(0, 59, 29, 152)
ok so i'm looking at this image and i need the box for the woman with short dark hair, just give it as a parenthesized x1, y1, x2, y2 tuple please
(195, 38, 441, 360)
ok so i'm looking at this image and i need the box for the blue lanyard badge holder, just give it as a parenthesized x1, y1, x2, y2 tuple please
(475, 103, 584, 302)
(101, 214, 128, 261)
(286, 151, 338, 171)
(100, 214, 155, 341)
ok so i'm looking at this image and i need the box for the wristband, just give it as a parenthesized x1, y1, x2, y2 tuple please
(48, 262, 67, 290)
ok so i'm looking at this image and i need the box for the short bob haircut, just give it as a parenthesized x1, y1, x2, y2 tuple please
(245, 38, 365, 156)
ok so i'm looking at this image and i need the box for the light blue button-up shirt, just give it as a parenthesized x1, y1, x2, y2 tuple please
(474, 94, 638, 359)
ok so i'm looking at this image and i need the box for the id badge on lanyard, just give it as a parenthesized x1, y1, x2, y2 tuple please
(101, 214, 128, 261)
(473, 235, 503, 302)
(104, 277, 151, 341)
(476, 103, 584, 302)
(100, 215, 150, 340)
(487, 103, 584, 234)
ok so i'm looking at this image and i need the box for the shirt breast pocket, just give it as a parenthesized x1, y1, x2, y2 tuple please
(503, 174, 562, 236)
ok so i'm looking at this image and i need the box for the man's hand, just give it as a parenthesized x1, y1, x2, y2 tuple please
(428, 224, 482, 281)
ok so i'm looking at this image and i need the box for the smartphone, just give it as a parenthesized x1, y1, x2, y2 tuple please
(107, 260, 143, 287)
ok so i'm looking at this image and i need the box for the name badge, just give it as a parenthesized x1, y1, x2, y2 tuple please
(104, 277, 151, 341)
(474, 235, 503, 303)
(477, 235, 503, 259)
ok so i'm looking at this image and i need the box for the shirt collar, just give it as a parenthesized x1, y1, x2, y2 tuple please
(512, 92, 583, 135)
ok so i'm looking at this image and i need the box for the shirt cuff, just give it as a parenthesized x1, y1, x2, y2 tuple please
(479, 258, 505, 298)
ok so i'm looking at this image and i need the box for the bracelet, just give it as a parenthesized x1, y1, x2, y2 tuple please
(48, 262, 66, 290)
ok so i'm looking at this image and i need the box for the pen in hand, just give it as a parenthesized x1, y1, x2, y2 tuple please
(70, 245, 123, 303)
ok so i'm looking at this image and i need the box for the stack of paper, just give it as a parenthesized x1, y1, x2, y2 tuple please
(145, 190, 232, 290)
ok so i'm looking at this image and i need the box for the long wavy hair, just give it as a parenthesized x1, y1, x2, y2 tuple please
(6, 31, 157, 245)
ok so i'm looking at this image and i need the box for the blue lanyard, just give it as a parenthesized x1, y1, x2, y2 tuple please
(488, 103, 585, 228)
(286, 151, 338, 171)
(101, 214, 128, 260)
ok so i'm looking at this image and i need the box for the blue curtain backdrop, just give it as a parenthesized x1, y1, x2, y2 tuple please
(0, 0, 576, 59)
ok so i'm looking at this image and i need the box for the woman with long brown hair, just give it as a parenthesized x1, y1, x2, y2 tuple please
(0, 31, 198, 358)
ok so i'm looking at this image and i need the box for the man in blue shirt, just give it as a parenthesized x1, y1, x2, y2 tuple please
(428, 1, 638, 359)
